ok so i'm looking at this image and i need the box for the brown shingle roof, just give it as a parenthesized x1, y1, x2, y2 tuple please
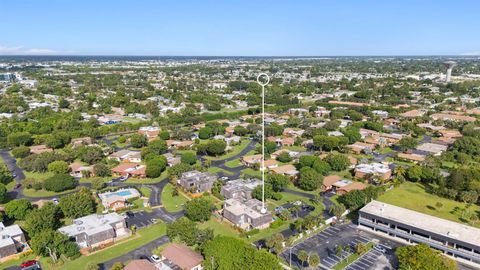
(161, 243, 203, 269)
(124, 259, 157, 270)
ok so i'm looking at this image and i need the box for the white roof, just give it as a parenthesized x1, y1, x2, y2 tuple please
(59, 213, 124, 237)
(361, 200, 480, 247)
(0, 223, 23, 248)
(355, 163, 390, 174)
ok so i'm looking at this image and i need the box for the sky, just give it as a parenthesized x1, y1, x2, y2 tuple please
(1, 0, 480, 56)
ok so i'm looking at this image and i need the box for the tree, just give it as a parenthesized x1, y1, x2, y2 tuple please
(146, 139, 168, 155)
(11, 146, 31, 158)
(206, 140, 226, 156)
(78, 146, 104, 165)
(166, 217, 213, 246)
(181, 152, 197, 165)
(0, 165, 14, 184)
(297, 167, 322, 191)
(325, 153, 350, 171)
(330, 203, 346, 219)
(199, 127, 213, 139)
(48, 160, 70, 174)
(459, 190, 478, 204)
(59, 188, 96, 218)
(202, 236, 281, 270)
(7, 131, 32, 146)
(309, 253, 320, 268)
(234, 126, 248, 136)
(406, 165, 422, 182)
(4, 199, 32, 220)
(277, 151, 292, 163)
(397, 137, 418, 151)
(265, 233, 284, 254)
(109, 263, 125, 270)
(24, 202, 62, 236)
(91, 177, 106, 190)
(312, 159, 331, 175)
(146, 156, 167, 178)
(298, 250, 309, 268)
(130, 134, 148, 148)
(0, 183, 7, 203)
(93, 163, 111, 177)
(267, 174, 289, 192)
(167, 163, 192, 179)
(355, 242, 368, 254)
(44, 174, 77, 192)
(184, 197, 214, 222)
(30, 229, 79, 259)
(343, 127, 361, 144)
(396, 244, 458, 270)
(159, 130, 170, 140)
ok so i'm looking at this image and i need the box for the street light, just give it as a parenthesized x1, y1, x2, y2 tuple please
(257, 73, 269, 214)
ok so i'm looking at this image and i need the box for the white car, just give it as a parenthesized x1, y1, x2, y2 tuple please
(150, 254, 161, 263)
(52, 198, 59, 204)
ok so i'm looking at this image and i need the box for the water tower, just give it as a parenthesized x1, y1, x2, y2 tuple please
(443, 61, 457, 83)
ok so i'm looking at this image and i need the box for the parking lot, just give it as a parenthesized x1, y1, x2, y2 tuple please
(280, 223, 398, 270)
(125, 211, 158, 229)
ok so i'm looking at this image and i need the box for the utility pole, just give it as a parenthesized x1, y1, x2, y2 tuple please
(257, 73, 269, 214)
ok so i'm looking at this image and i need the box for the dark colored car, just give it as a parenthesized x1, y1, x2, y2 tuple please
(14, 183, 22, 189)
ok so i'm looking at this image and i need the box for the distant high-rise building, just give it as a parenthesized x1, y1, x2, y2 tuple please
(443, 61, 457, 83)
(0, 73, 16, 82)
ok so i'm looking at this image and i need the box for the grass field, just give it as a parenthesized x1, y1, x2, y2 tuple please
(225, 158, 242, 168)
(24, 171, 54, 180)
(125, 170, 168, 184)
(39, 222, 167, 270)
(378, 182, 480, 228)
(198, 219, 240, 238)
(207, 167, 234, 175)
(241, 168, 262, 178)
(161, 183, 189, 212)
(22, 187, 79, 198)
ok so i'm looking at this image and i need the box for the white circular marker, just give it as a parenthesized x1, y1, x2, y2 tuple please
(257, 73, 270, 86)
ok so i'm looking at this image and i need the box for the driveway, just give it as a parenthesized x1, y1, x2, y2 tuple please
(98, 235, 170, 270)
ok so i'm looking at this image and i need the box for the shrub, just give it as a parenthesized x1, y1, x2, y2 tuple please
(43, 174, 77, 192)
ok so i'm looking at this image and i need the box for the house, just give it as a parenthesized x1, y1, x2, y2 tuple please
(0, 223, 27, 260)
(223, 198, 273, 230)
(328, 100, 366, 107)
(336, 181, 368, 195)
(372, 110, 389, 118)
(98, 188, 141, 211)
(160, 243, 204, 270)
(111, 163, 146, 178)
(225, 126, 235, 137)
(221, 179, 261, 201)
(270, 164, 299, 178)
(283, 128, 305, 138)
(314, 107, 331, 118)
(108, 150, 142, 163)
(71, 137, 93, 148)
(241, 154, 263, 167)
(271, 149, 299, 160)
(163, 153, 181, 167)
(281, 137, 295, 147)
(322, 175, 342, 192)
(354, 163, 392, 180)
(178, 170, 217, 194)
(166, 140, 194, 149)
(397, 153, 426, 163)
(29, 144, 53, 154)
(124, 259, 158, 270)
(438, 129, 462, 138)
(263, 159, 278, 170)
(138, 126, 161, 140)
(431, 113, 476, 122)
(400, 109, 425, 118)
(347, 141, 375, 154)
(415, 142, 448, 156)
(69, 163, 95, 178)
(58, 213, 130, 250)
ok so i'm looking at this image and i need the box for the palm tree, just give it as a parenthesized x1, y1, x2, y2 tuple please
(298, 250, 309, 268)
(308, 253, 320, 269)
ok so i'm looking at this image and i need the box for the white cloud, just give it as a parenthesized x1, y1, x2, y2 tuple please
(0, 45, 74, 55)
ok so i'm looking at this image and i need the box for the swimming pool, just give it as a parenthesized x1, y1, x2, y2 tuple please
(106, 190, 133, 197)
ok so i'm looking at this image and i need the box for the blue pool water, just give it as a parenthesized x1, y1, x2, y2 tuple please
(106, 190, 133, 197)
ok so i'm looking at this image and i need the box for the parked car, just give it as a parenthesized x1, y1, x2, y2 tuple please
(150, 254, 161, 263)
(14, 183, 22, 189)
(20, 260, 37, 268)
(52, 198, 59, 204)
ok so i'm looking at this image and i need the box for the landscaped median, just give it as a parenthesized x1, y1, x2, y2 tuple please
(161, 183, 189, 212)
(333, 242, 374, 270)
(38, 222, 167, 270)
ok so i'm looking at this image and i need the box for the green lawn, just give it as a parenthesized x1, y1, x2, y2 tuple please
(161, 183, 189, 212)
(125, 170, 168, 184)
(39, 222, 167, 270)
(378, 182, 480, 228)
(24, 171, 54, 180)
(22, 187, 79, 198)
(198, 219, 240, 238)
(241, 168, 262, 178)
(0, 253, 37, 269)
(207, 167, 234, 175)
(283, 145, 306, 152)
(225, 158, 242, 168)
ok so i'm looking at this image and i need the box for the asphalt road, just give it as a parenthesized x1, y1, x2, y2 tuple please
(0, 149, 25, 181)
